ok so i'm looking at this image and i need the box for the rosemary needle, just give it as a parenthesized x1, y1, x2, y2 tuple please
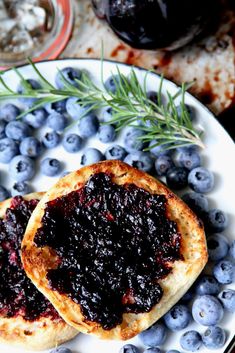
(0, 60, 204, 150)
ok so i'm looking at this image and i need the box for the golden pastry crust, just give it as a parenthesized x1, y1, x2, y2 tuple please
(21, 162, 208, 340)
(0, 193, 78, 351)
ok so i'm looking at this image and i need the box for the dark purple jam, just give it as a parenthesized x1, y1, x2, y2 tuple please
(34, 173, 182, 330)
(92, 0, 220, 50)
(0, 196, 60, 321)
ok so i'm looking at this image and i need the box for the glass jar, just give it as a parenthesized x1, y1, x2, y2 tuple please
(0, 0, 73, 68)
(92, 0, 220, 50)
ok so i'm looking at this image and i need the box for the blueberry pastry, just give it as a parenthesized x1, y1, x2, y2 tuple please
(21, 161, 207, 340)
(0, 193, 77, 350)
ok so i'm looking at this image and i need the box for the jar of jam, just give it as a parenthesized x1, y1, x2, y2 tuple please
(92, 0, 220, 50)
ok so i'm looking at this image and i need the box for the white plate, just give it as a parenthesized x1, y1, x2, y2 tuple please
(0, 59, 234, 353)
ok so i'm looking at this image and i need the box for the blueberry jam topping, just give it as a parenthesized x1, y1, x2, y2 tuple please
(34, 173, 182, 330)
(0, 196, 60, 321)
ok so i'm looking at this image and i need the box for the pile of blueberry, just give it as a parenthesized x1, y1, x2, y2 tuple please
(0, 66, 216, 202)
(50, 348, 71, 353)
(0, 67, 117, 198)
(0, 66, 234, 353)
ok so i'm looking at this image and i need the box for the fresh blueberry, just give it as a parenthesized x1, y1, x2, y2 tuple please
(41, 158, 61, 176)
(137, 116, 153, 128)
(166, 350, 180, 353)
(78, 114, 99, 138)
(176, 104, 195, 122)
(42, 131, 60, 149)
(62, 133, 83, 153)
(182, 192, 209, 216)
(143, 348, 162, 353)
(11, 181, 32, 196)
(46, 112, 67, 132)
(163, 304, 191, 331)
(204, 209, 228, 233)
(50, 347, 72, 353)
(17, 79, 41, 107)
(0, 185, 10, 201)
(195, 275, 221, 295)
(177, 149, 201, 170)
(207, 234, 229, 261)
(45, 99, 67, 114)
(213, 260, 235, 284)
(188, 167, 214, 193)
(147, 90, 161, 105)
(17, 78, 41, 92)
(0, 138, 19, 163)
(23, 108, 47, 128)
(145, 90, 164, 115)
(98, 125, 116, 143)
(20, 137, 42, 158)
(149, 140, 172, 157)
(104, 74, 125, 94)
(0, 120, 6, 139)
(119, 344, 140, 353)
(180, 330, 202, 352)
(181, 290, 194, 303)
(105, 145, 127, 161)
(0, 103, 20, 122)
(139, 322, 167, 346)
(66, 97, 91, 120)
(5, 121, 31, 141)
(9, 155, 35, 182)
(218, 289, 235, 312)
(155, 155, 174, 176)
(55, 67, 81, 89)
(202, 326, 226, 349)
(192, 295, 224, 326)
(124, 128, 146, 152)
(102, 106, 115, 123)
(81, 148, 104, 166)
(229, 240, 235, 259)
(124, 152, 153, 172)
(177, 145, 199, 153)
(166, 167, 189, 190)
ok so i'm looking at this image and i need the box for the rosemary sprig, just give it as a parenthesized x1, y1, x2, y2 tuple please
(0, 60, 204, 150)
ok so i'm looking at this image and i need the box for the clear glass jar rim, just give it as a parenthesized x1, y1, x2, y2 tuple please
(0, 0, 74, 69)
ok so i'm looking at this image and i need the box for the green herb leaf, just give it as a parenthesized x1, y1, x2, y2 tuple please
(0, 59, 204, 150)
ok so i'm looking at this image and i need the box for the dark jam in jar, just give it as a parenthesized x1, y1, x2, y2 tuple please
(34, 173, 182, 330)
(0, 196, 60, 321)
(92, 0, 220, 50)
